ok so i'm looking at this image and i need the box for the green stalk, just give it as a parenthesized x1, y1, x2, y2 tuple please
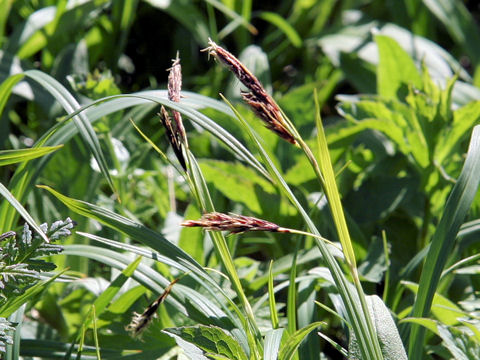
(224, 96, 384, 359)
(278, 92, 382, 358)
(185, 150, 262, 359)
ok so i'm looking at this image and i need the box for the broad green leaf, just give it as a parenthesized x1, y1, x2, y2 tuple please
(164, 325, 248, 360)
(0, 146, 63, 166)
(199, 160, 276, 214)
(436, 101, 480, 163)
(375, 35, 422, 100)
(348, 296, 407, 360)
(403, 281, 463, 326)
(338, 52, 377, 94)
(178, 204, 204, 264)
(409, 125, 480, 358)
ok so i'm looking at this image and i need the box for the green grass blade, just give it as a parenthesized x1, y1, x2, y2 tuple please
(258, 11, 302, 47)
(91, 256, 142, 319)
(76, 232, 246, 329)
(23, 70, 117, 198)
(408, 125, 480, 358)
(49, 92, 269, 179)
(0, 270, 65, 317)
(313, 92, 356, 268)
(203, 0, 257, 35)
(287, 247, 298, 360)
(0, 182, 49, 243)
(39, 188, 247, 331)
(0, 0, 12, 48)
(0, 73, 24, 116)
(185, 151, 262, 357)
(278, 322, 324, 360)
(62, 244, 241, 329)
(223, 96, 383, 359)
(37, 185, 203, 272)
(423, 0, 480, 65)
(0, 146, 63, 166)
(268, 261, 279, 329)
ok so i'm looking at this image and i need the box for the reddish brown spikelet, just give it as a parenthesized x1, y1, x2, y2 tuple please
(204, 39, 297, 145)
(159, 54, 187, 170)
(167, 54, 186, 140)
(181, 212, 290, 234)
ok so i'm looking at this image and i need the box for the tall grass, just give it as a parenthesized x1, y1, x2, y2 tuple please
(1, 1, 480, 359)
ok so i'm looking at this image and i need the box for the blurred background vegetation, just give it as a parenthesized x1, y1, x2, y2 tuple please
(1, 0, 480, 359)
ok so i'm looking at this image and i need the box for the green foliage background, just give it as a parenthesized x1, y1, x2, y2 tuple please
(1, 1, 480, 359)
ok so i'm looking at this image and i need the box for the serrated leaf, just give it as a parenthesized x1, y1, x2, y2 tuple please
(164, 325, 248, 360)
(0, 270, 65, 317)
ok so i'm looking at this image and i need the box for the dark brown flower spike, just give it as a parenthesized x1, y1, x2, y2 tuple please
(126, 277, 180, 337)
(159, 54, 187, 170)
(204, 39, 297, 145)
(181, 212, 291, 235)
(159, 105, 186, 170)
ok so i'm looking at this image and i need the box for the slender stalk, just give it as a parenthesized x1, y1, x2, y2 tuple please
(281, 96, 383, 359)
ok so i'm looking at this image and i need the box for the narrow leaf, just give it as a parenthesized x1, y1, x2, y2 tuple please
(409, 125, 480, 358)
(0, 146, 63, 166)
(0, 182, 49, 243)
